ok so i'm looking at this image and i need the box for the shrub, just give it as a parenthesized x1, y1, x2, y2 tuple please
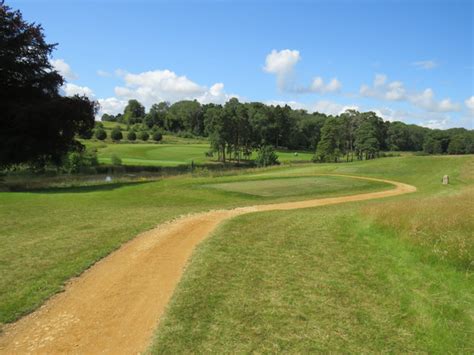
(152, 131, 163, 142)
(255, 145, 279, 167)
(111, 154, 122, 165)
(95, 128, 107, 141)
(63, 149, 99, 174)
(138, 131, 149, 141)
(127, 130, 137, 141)
(111, 127, 123, 142)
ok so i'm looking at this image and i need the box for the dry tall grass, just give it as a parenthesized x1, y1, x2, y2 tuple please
(365, 188, 474, 271)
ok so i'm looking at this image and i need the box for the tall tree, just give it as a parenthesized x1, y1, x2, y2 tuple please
(314, 117, 342, 162)
(0, 1, 97, 169)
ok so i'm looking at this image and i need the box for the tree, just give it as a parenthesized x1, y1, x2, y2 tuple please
(314, 117, 342, 162)
(127, 130, 137, 141)
(138, 131, 149, 141)
(95, 128, 107, 140)
(423, 137, 442, 154)
(123, 99, 145, 124)
(111, 126, 123, 142)
(152, 131, 162, 142)
(355, 120, 380, 160)
(0, 2, 97, 169)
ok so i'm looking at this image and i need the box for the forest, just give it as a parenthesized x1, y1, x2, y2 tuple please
(101, 98, 474, 163)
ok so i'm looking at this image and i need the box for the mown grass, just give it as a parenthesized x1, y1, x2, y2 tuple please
(85, 140, 314, 167)
(205, 175, 388, 198)
(150, 155, 473, 353)
(0, 172, 387, 325)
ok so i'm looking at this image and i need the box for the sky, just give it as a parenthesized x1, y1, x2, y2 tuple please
(10, 0, 474, 129)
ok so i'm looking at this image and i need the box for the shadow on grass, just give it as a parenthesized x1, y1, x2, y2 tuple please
(3, 180, 155, 194)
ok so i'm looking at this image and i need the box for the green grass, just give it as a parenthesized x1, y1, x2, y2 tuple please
(150, 155, 474, 353)
(1, 154, 472, 353)
(85, 140, 314, 167)
(0, 172, 388, 325)
(205, 175, 389, 198)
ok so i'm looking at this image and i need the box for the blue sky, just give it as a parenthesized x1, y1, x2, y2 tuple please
(10, 0, 474, 128)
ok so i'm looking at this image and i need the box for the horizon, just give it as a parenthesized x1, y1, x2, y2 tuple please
(9, 0, 474, 129)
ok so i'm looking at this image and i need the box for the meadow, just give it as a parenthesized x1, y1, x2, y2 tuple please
(151, 155, 473, 353)
(0, 170, 388, 324)
(0, 154, 472, 353)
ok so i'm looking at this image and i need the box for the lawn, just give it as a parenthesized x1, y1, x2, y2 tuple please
(85, 140, 314, 167)
(205, 175, 389, 198)
(0, 170, 388, 325)
(150, 155, 474, 353)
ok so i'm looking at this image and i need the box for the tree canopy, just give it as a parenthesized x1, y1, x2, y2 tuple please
(0, 1, 97, 168)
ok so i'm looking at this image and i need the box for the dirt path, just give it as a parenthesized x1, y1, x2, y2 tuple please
(0, 175, 416, 354)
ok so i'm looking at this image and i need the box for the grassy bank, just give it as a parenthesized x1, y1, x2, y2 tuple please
(0, 172, 387, 324)
(150, 155, 473, 353)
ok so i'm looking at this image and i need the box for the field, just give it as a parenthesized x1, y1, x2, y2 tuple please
(0, 155, 473, 353)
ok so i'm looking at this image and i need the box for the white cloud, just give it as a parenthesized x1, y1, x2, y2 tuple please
(412, 60, 437, 70)
(465, 96, 474, 116)
(360, 74, 460, 112)
(61, 83, 95, 98)
(310, 77, 341, 93)
(97, 97, 127, 116)
(422, 119, 450, 129)
(264, 100, 309, 111)
(313, 100, 359, 116)
(263, 49, 301, 90)
(51, 59, 78, 81)
(97, 70, 112, 77)
(96, 69, 236, 115)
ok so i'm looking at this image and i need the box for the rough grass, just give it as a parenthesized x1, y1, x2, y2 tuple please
(151, 196, 473, 353)
(150, 155, 474, 353)
(0, 173, 386, 325)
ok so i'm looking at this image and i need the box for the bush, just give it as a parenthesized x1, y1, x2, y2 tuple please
(255, 145, 279, 167)
(138, 131, 149, 141)
(63, 149, 99, 174)
(152, 131, 163, 142)
(95, 128, 107, 140)
(127, 130, 137, 141)
(111, 127, 123, 142)
(111, 154, 122, 165)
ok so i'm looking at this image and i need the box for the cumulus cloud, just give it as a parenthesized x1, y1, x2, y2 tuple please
(360, 74, 460, 112)
(465, 96, 474, 115)
(61, 83, 95, 98)
(313, 100, 359, 116)
(51, 59, 78, 81)
(310, 77, 342, 93)
(96, 69, 237, 115)
(263, 49, 301, 90)
(97, 70, 112, 77)
(97, 97, 127, 116)
(412, 60, 437, 70)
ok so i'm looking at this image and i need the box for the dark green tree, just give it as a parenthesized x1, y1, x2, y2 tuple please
(111, 126, 123, 142)
(0, 2, 97, 169)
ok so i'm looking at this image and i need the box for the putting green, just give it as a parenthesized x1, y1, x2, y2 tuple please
(205, 175, 389, 198)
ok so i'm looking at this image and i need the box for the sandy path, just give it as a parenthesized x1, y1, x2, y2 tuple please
(0, 175, 416, 354)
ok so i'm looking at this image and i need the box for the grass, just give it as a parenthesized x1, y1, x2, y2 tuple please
(205, 175, 389, 198)
(85, 140, 314, 167)
(150, 154, 474, 353)
(0, 171, 387, 325)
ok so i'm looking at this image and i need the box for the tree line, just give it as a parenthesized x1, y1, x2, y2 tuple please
(101, 98, 474, 163)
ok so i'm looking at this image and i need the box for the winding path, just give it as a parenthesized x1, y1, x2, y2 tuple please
(0, 175, 416, 354)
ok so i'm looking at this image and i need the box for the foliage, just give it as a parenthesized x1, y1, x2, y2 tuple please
(152, 131, 163, 142)
(62, 149, 99, 174)
(95, 128, 107, 141)
(127, 130, 137, 141)
(255, 145, 279, 167)
(110, 126, 123, 142)
(0, 2, 97, 169)
(110, 154, 122, 165)
(138, 131, 149, 141)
